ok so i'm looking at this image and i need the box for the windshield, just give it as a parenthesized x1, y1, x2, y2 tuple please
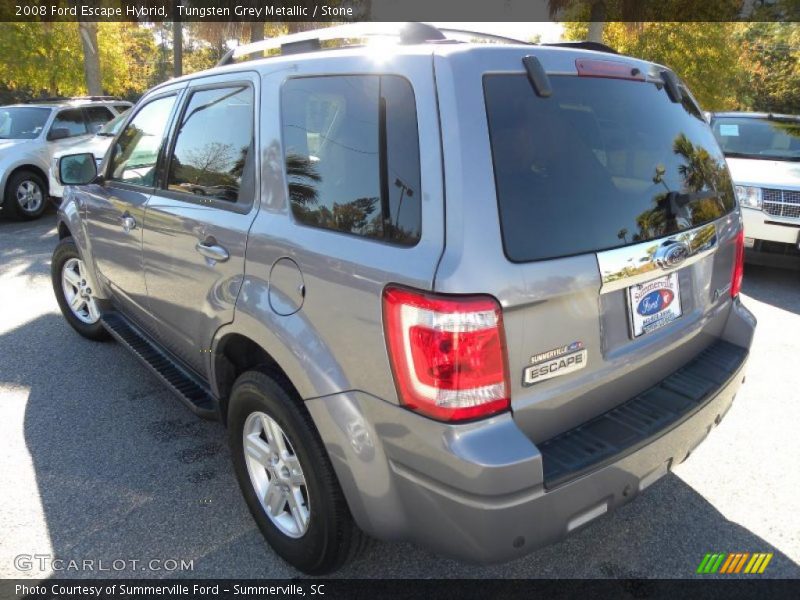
(711, 116, 800, 161)
(98, 110, 128, 136)
(0, 107, 51, 140)
(484, 74, 735, 262)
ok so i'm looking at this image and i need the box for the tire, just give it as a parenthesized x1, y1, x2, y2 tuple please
(3, 169, 48, 220)
(51, 237, 110, 341)
(228, 370, 367, 574)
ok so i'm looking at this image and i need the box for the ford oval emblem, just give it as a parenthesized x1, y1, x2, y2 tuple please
(637, 289, 675, 316)
(656, 241, 690, 269)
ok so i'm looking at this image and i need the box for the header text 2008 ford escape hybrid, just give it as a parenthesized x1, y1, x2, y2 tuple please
(52, 23, 754, 574)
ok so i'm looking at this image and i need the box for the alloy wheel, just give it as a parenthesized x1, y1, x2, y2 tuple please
(16, 180, 43, 214)
(61, 257, 100, 324)
(243, 411, 311, 538)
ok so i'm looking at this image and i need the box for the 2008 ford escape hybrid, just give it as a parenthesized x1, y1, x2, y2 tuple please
(51, 23, 755, 574)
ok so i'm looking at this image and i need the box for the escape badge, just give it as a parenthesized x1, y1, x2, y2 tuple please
(522, 341, 587, 386)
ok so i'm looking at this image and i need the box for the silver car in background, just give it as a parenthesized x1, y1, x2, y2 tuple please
(0, 97, 131, 220)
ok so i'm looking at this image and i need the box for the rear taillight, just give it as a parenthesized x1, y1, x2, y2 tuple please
(731, 229, 745, 298)
(382, 286, 510, 422)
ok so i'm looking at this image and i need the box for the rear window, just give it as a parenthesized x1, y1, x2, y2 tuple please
(484, 74, 735, 262)
(711, 116, 800, 162)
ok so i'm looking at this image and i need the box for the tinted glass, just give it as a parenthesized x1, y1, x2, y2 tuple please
(281, 75, 421, 245)
(166, 86, 254, 203)
(109, 95, 176, 187)
(484, 75, 735, 262)
(114, 103, 132, 113)
(0, 107, 50, 139)
(84, 106, 114, 133)
(98, 111, 128, 136)
(711, 116, 800, 161)
(51, 109, 87, 138)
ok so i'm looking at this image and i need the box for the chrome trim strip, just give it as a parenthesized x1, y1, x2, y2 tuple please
(596, 222, 718, 294)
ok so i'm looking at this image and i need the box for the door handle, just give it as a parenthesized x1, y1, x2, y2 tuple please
(195, 240, 229, 262)
(121, 213, 136, 233)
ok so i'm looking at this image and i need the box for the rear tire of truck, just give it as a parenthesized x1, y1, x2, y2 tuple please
(228, 370, 367, 575)
(51, 237, 110, 341)
(3, 170, 48, 221)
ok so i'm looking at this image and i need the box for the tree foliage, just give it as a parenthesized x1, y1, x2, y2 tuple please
(563, 20, 798, 113)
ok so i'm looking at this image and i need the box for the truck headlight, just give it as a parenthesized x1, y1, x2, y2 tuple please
(735, 185, 762, 209)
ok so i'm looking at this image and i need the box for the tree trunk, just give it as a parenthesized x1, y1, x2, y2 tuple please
(173, 20, 183, 77)
(250, 22, 265, 43)
(587, 1, 607, 43)
(78, 21, 102, 96)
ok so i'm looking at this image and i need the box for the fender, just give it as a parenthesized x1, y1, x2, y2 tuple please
(209, 273, 352, 402)
(57, 187, 110, 300)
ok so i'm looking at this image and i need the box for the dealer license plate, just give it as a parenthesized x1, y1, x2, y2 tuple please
(628, 273, 682, 338)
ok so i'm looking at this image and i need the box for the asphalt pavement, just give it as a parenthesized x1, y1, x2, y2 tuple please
(1, 210, 798, 579)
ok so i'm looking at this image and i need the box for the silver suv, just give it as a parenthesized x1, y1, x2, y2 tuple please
(0, 96, 131, 220)
(52, 24, 755, 574)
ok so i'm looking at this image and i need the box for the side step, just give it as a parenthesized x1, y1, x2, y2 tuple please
(101, 313, 218, 420)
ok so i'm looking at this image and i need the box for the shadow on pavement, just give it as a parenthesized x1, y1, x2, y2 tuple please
(0, 312, 794, 579)
(2, 212, 798, 579)
(742, 263, 800, 316)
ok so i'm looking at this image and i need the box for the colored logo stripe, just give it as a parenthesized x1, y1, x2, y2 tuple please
(697, 552, 773, 574)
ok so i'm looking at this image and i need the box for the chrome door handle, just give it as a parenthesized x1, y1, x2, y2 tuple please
(121, 214, 136, 233)
(195, 240, 229, 262)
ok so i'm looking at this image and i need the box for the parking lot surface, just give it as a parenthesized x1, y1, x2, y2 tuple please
(1, 211, 799, 579)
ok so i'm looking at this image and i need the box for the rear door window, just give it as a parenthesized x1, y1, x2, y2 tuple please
(50, 109, 88, 139)
(484, 74, 735, 262)
(84, 106, 115, 133)
(280, 75, 421, 246)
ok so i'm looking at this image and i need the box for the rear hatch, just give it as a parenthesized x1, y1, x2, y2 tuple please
(433, 46, 740, 444)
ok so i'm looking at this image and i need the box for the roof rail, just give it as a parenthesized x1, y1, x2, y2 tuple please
(23, 96, 68, 103)
(217, 22, 448, 66)
(436, 28, 530, 45)
(541, 41, 617, 54)
(71, 95, 126, 101)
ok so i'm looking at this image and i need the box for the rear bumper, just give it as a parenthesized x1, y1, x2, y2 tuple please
(306, 301, 754, 564)
(742, 206, 800, 246)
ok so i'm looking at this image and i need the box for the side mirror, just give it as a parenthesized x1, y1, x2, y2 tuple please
(48, 127, 71, 141)
(58, 153, 98, 186)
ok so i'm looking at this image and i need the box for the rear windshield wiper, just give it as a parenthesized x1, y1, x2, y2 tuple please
(522, 55, 552, 98)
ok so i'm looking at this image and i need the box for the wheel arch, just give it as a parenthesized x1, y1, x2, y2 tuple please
(4, 164, 49, 196)
(213, 332, 303, 426)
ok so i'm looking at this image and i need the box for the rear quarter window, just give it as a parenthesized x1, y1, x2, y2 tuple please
(280, 75, 421, 246)
(484, 74, 735, 262)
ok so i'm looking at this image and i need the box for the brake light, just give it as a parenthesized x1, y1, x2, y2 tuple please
(575, 58, 645, 81)
(731, 229, 745, 298)
(382, 286, 510, 422)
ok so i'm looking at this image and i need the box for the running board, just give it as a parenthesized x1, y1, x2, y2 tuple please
(101, 312, 218, 420)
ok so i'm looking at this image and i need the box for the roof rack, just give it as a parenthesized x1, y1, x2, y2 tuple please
(541, 41, 617, 54)
(436, 28, 530, 45)
(23, 96, 68, 103)
(218, 22, 445, 66)
(71, 95, 126, 101)
(23, 95, 126, 104)
(217, 22, 534, 66)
